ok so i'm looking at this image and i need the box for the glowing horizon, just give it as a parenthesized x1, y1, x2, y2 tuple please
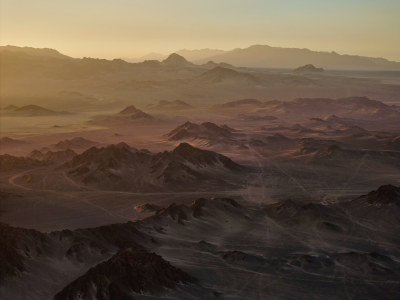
(1, 0, 400, 61)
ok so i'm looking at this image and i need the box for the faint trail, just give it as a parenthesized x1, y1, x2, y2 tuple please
(8, 169, 131, 221)
(197, 249, 400, 284)
(8, 168, 39, 190)
(336, 153, 368, 199)
(7, 168, 244, 222)
(62, 172, 94, 191)
(62, 171, 243, 197)
(244, 133, 266, 204)
(245, 133, 314, 198)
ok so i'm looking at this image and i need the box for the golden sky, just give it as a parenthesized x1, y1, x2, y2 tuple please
(1, 0, 399, 61)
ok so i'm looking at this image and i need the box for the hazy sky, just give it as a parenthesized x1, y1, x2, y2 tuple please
(1, 0, 399, 61)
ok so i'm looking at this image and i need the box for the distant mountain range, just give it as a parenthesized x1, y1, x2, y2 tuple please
(0, 45, 70, 59)
(192, 44, 400, 70)
(175, 48, 226, 62)
(2, 44, 400, 70)
(1, 104, 71, 116)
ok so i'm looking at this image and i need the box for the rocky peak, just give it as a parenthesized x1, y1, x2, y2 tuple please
(162, 53, 192, 68)
(118, 105, 141, 115)
(362, 185, 400, 205)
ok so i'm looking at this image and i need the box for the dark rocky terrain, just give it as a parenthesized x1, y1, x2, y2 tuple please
(54, 248, 195, 300)
(63, 142, 245, 191)
(167, 122, 237, 144)
(1, 187, 400, 299)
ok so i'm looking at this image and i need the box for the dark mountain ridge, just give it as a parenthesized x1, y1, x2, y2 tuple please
(167, 121, 236, 141)
(63, 142, 245, 191)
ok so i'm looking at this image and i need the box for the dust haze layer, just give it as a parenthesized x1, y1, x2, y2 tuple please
(1, 44, 400, 299)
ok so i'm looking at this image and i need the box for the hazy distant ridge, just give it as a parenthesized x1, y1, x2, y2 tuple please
(194, 44, 400, 70)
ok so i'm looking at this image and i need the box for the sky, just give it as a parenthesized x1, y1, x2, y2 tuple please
(1, 0, 399, 61)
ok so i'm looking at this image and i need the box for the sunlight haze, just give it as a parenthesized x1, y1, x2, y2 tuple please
(2, 1, 400, 299)
(1, 0, 399, 60)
